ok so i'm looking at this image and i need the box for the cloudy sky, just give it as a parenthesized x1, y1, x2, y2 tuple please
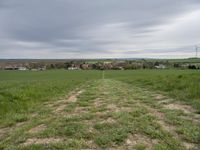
(0, 0, 200, 59)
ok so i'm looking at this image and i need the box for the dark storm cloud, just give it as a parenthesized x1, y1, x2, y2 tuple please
(0, 0, 200, 58)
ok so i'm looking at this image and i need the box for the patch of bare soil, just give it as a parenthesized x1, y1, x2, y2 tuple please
(28, 124, 47, 134)
(0, 127, 9, 139)
(0, 121, 28, 139)
(157, 99, 174, 105)
(182, 142, 199, 150)
(100, 117, 116, 124)
(152, 93, 199, 122)
(53, 90, 84, 114)
(95, 111, 108, 118)
(54, 104, 67, 113)
(102, 91, 109, 95)
(149, 108, 180, 137)
(84, 140, 97, 149)
(73, 107, 89, 114)
(180, 116, 200, 124)
(23, 137, 63, 146)
(93, 98, 105, 107)
(123, 106, 134, 112)
(154, 94, 166, 100)
(164, 103, 194, 114)
(157, 120, 177, 133)
(147, 106, 197, 150)
(68, 90, 84, 103)
(31, 113, 38, 118)
(148, 107, 181, 138)
(193, 113, 200, 120)
(107, 104, 119, 112)
(106, 104, 133, 113)
(15, 121, 28, 127)
(61, 106, 90, 118)
(148, 107, 165, 120)
(125, 133, 157, 150)
(107, 146, 125, 150)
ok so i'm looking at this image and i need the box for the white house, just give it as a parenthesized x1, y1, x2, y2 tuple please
(18, 67, 27, 71)
(68, 67, 79, 70)
(155, 64, 166, 69)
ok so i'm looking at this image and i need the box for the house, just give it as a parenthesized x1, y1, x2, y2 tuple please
(18, 67, 27, 71)
(68, 67, 80, 70)
(81, 64, 91, 70)
(155, 64, 166, 69)
(38, 66, 46, 71)
(31, 66, 46, 71)
(4, 65, 18, 70)
(118, 67, 124, 70)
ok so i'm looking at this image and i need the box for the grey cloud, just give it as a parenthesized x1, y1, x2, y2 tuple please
(124, 45, 196, 55)
(0, 0, 200, 58)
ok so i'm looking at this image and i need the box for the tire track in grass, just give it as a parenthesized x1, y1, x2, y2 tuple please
(133, 87, 200, 150)
(92, 79, 168, 149)
(0, 118, 29, 141)
(2, 79, 199, 150)
(21, 80, 104, 149)
(21, 87, 87, 147)
(98, 79, 199, 150)
(146, 106, 198, 150)
(53, 89, 84, 114)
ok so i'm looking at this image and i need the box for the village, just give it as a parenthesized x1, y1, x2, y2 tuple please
(0, 59, 199, 71)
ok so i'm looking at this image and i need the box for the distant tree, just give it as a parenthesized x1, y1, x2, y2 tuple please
(174, 63, 180, 68)
(64, 62, 71, 69)
(49, 64, 55, 69)
(154, 61, 159, 66)
(188, 65, 196, 69)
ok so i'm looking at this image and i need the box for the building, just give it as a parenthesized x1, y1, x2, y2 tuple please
(4, 66, 18, 70)
(155, 64, 166, 69)
(38, 66, 46, 71)
(18, 67, 27, 71)
(68, 67, 80, 70)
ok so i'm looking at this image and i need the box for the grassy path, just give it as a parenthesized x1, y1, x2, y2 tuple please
(0, 79, 200, 150)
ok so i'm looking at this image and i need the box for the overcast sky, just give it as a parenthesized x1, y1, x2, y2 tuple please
(0, 0, 200, 59)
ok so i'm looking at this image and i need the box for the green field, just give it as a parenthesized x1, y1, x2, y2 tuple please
(0, 70, 101, 124)
(0, 70, 200, 150)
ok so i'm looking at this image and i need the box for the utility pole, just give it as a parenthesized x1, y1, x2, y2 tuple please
(195, 45, 199, 58)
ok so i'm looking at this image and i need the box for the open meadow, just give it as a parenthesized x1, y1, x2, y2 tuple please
(0, 70, 200, 150)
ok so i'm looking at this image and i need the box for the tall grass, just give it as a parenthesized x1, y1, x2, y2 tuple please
(106, 70, 200, 112)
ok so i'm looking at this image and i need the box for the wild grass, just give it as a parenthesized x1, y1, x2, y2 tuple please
(0, 69, 200, 149)
(106, 70, 200, 112)
(0, 70, 101, 126)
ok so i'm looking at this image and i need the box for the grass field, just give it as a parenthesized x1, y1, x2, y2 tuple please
(0, 70, 101, 125)
(106, 70, 200, 112)
(0, 70, 199, 150)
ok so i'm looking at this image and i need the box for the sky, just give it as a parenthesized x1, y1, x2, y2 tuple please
(0, 0, 200, 59)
